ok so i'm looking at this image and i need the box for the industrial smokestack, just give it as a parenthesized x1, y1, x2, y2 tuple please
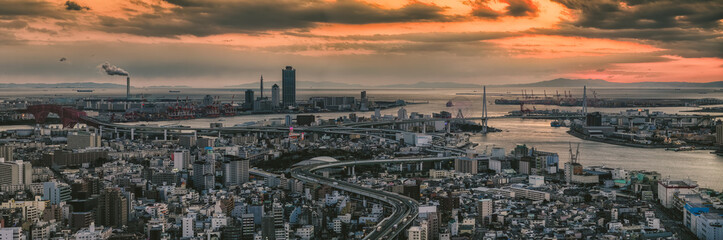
(99, 62, 130, 99)
(127, 77, 130, 99)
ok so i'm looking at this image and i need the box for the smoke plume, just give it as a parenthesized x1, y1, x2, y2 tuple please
(100, 62, 129, 76)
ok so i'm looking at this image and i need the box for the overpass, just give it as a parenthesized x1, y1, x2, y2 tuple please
(291, 157, 456, 240)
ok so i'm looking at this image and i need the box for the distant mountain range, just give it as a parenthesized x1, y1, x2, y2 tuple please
(501, 78, 723, 88)
(227, 81, 365, 89)
(2, 78, 721, 89)
(0, 82, 127, 88)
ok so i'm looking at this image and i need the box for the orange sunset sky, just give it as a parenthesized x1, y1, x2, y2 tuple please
(0, 0, 721, 87)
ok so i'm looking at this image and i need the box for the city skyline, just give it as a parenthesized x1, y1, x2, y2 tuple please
(0, 0, 721, 87)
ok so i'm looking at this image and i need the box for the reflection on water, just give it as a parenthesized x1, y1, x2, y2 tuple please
(476, 119, 722, 191)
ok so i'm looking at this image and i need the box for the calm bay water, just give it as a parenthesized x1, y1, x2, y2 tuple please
(3, 87, 722, 190)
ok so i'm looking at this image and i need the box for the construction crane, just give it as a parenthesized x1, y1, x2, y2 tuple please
(569, 142, 580, 164)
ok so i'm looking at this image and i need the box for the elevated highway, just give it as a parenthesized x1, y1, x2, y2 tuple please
(291, 157, 455, 240)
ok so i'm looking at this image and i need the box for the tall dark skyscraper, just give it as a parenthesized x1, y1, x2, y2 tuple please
(282, 66, 296, 108)
(96, 188, 129, 228)
(245, 89, 255, 109)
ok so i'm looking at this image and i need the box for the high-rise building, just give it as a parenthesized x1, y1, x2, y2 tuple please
(182, 216, 194, 238)
(0, 160, 31, 186)
(716, 124, 723, 145)
(273, 200, 286, 240)
(0, 145, 14, 162)
(261, 216, 275, 240)
(245, 89, 255, 110)
(454, 157, 478, 174)
(96, 188, 129, 228)
(477, 199, 493, 225)
(242, 214, 255, 240)
(259, 75, 264, 99)
(223, 157, 249, 187)
(173, 150, 191, 171)
(271, 84, 280, 108)
(42, 181, 71, 204)
(282, 66, 296, 108)
(193, 160, 215, 192)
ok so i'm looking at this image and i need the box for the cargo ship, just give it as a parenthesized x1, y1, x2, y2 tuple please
(446, 100, 454, 107)
(77, 89, 94, 92)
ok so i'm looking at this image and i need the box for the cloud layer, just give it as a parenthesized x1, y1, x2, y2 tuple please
(0, 0, 719, 86)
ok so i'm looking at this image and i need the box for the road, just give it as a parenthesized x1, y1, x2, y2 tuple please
(291, 157, 455, 240)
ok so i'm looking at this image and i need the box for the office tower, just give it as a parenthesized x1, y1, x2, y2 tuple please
(257, 75, 263, 100)
(271, 84, 280, 108)
(716, 124, 722, 145)
(193, 160, 215, 191)
(273, 200, 286, 240)
(245, 89, 255, 110)
(182, 216, 194, 238)
(242, 214, 255, 240)
(42, 181, 71, 204)
(0, 145, 14, 162)
(173, 150, 191, 171)
(360, 91, 368, 110)
(0, 160, 31, 186)
(477, 199, 493, 225)
(67, 132, 101, 149)
(96, 188, 129, 228)
(224, 157, 249, 186)
(282, 66, 296, 108)
(261, 216, 275, 240)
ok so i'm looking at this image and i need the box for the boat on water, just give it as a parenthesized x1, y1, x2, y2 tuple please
(169, 90, 181, 93)
(77, 89, 94, 92)
(665, 146, 695, 152)
(550, 120, 561, 127)
(446, 100, 454, 107)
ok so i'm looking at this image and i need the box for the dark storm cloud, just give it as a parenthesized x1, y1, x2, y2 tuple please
(553, 0, 722, 30)
(535, 0, 723, 57)
(96, 0, 456, 37)
(505, 0, 539, 17)
(64, 1, 89, 11)
(467, 0, 539, 19)
(0, 0, 68, 19)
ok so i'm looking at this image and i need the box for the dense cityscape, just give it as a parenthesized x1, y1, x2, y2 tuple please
(0, 64, 721, 240)
(1, 0, 723, 239)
